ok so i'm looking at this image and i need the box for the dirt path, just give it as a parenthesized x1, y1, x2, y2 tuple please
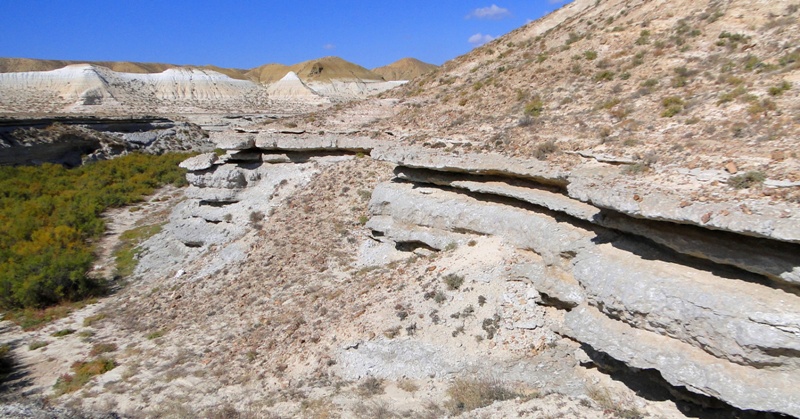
(87, 185, 185, 281)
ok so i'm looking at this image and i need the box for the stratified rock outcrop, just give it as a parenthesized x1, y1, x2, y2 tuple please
(136, 131, 385, 281)
(366, 145, 800, 417)
(164, 138, 800, 416)
(0, 116, 212, 166)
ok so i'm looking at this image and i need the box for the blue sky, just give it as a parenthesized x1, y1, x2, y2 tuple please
(0, 1, 570, 70)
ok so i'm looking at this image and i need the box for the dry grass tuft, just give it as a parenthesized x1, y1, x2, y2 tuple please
(444, 377, 533, 414)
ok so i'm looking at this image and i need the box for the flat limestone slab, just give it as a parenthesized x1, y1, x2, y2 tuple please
(563, 305, 800, 417)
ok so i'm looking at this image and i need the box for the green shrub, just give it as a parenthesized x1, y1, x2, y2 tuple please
(52, 328, 76, 337)
(768, 80, 792, 96)
(0, 153, 191, 309)
(565, 32, 583, 45)
(584, 50, 598, 60)
(635, 30, 650, 45)
(524, 97, 545, 117)
(29, 341, 49, 350)
(594, 70, 615, 82)
(718, 86, 748, 104)
(443, 274, 465, 290)
(728, 171, 766, 189)
(147, 330, 165, 340)
(661, 96, 685, 117)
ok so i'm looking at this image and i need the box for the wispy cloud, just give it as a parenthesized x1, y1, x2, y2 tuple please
(323, 43, 336, 50)
(466, 4, 511, 20)
(468, 33, 496, 46)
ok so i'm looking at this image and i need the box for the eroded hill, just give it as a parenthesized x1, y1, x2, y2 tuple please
(0, 0, 799, 418)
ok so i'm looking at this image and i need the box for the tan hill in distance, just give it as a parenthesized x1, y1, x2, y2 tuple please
(373, 57, 438, 81)
(0, 57, 251, 80)
(247, 56, 385, 84)
(1, 56, 396, 85)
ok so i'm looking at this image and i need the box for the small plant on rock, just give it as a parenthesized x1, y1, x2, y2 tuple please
(444, 378, 525, 414)
(357, 376, 386, 397)
(534, 141, 559, 160)
(524, 96, 545, 117)
(443, 274, 465, 290)
(728, 171, 766, 189)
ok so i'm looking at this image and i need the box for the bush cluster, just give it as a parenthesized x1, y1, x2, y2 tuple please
(0, 153, 190, 309)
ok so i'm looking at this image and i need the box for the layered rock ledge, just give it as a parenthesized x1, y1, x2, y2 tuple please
(365, 145, 800, 416)
(167, 137, 800, 416)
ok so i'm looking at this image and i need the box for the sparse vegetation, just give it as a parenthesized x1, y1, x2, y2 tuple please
(482, 315, 501, 339)
(114, 223, 164, 278)
(52, 328, 76, 337)
(594, 70, 615, 82)
(89, 342, 117, 356)
(444, 378, 528, 414)
(768, 80, 792, 96)
(29, 341, 49, 350)
(3, 300, 93, 330)
(53, 357, 117, 395)
(661, 96, 684, 117)
(718, 86, 748, 104)
(83, 313, 107, 327)
(587, 386, 644, 419)
(718, 31, 750, 49)
(635, 30, 650, 45)
(433, 290, 447, 304)
(146, 330, 165, 340)
(397, 378, 419, 393)
(524, 96, 545, 117)
(534, 141, 559, 160)
(357, 376, 386, 397)
(443, 273, 464, 290)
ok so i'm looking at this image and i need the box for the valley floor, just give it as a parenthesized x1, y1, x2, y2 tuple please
(0, 146, 759, 419)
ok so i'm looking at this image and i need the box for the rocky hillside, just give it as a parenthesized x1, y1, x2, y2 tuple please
(373, 57, 438, 81)
(367, 0, 799, 202)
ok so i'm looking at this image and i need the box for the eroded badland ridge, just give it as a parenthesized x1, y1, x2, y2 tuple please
(1, 0, 799, 418)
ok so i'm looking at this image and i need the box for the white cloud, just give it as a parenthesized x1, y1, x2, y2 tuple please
(468, 33, 496, 46)
(467, 4, 511, 20)
(323, 43, 336, 50)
